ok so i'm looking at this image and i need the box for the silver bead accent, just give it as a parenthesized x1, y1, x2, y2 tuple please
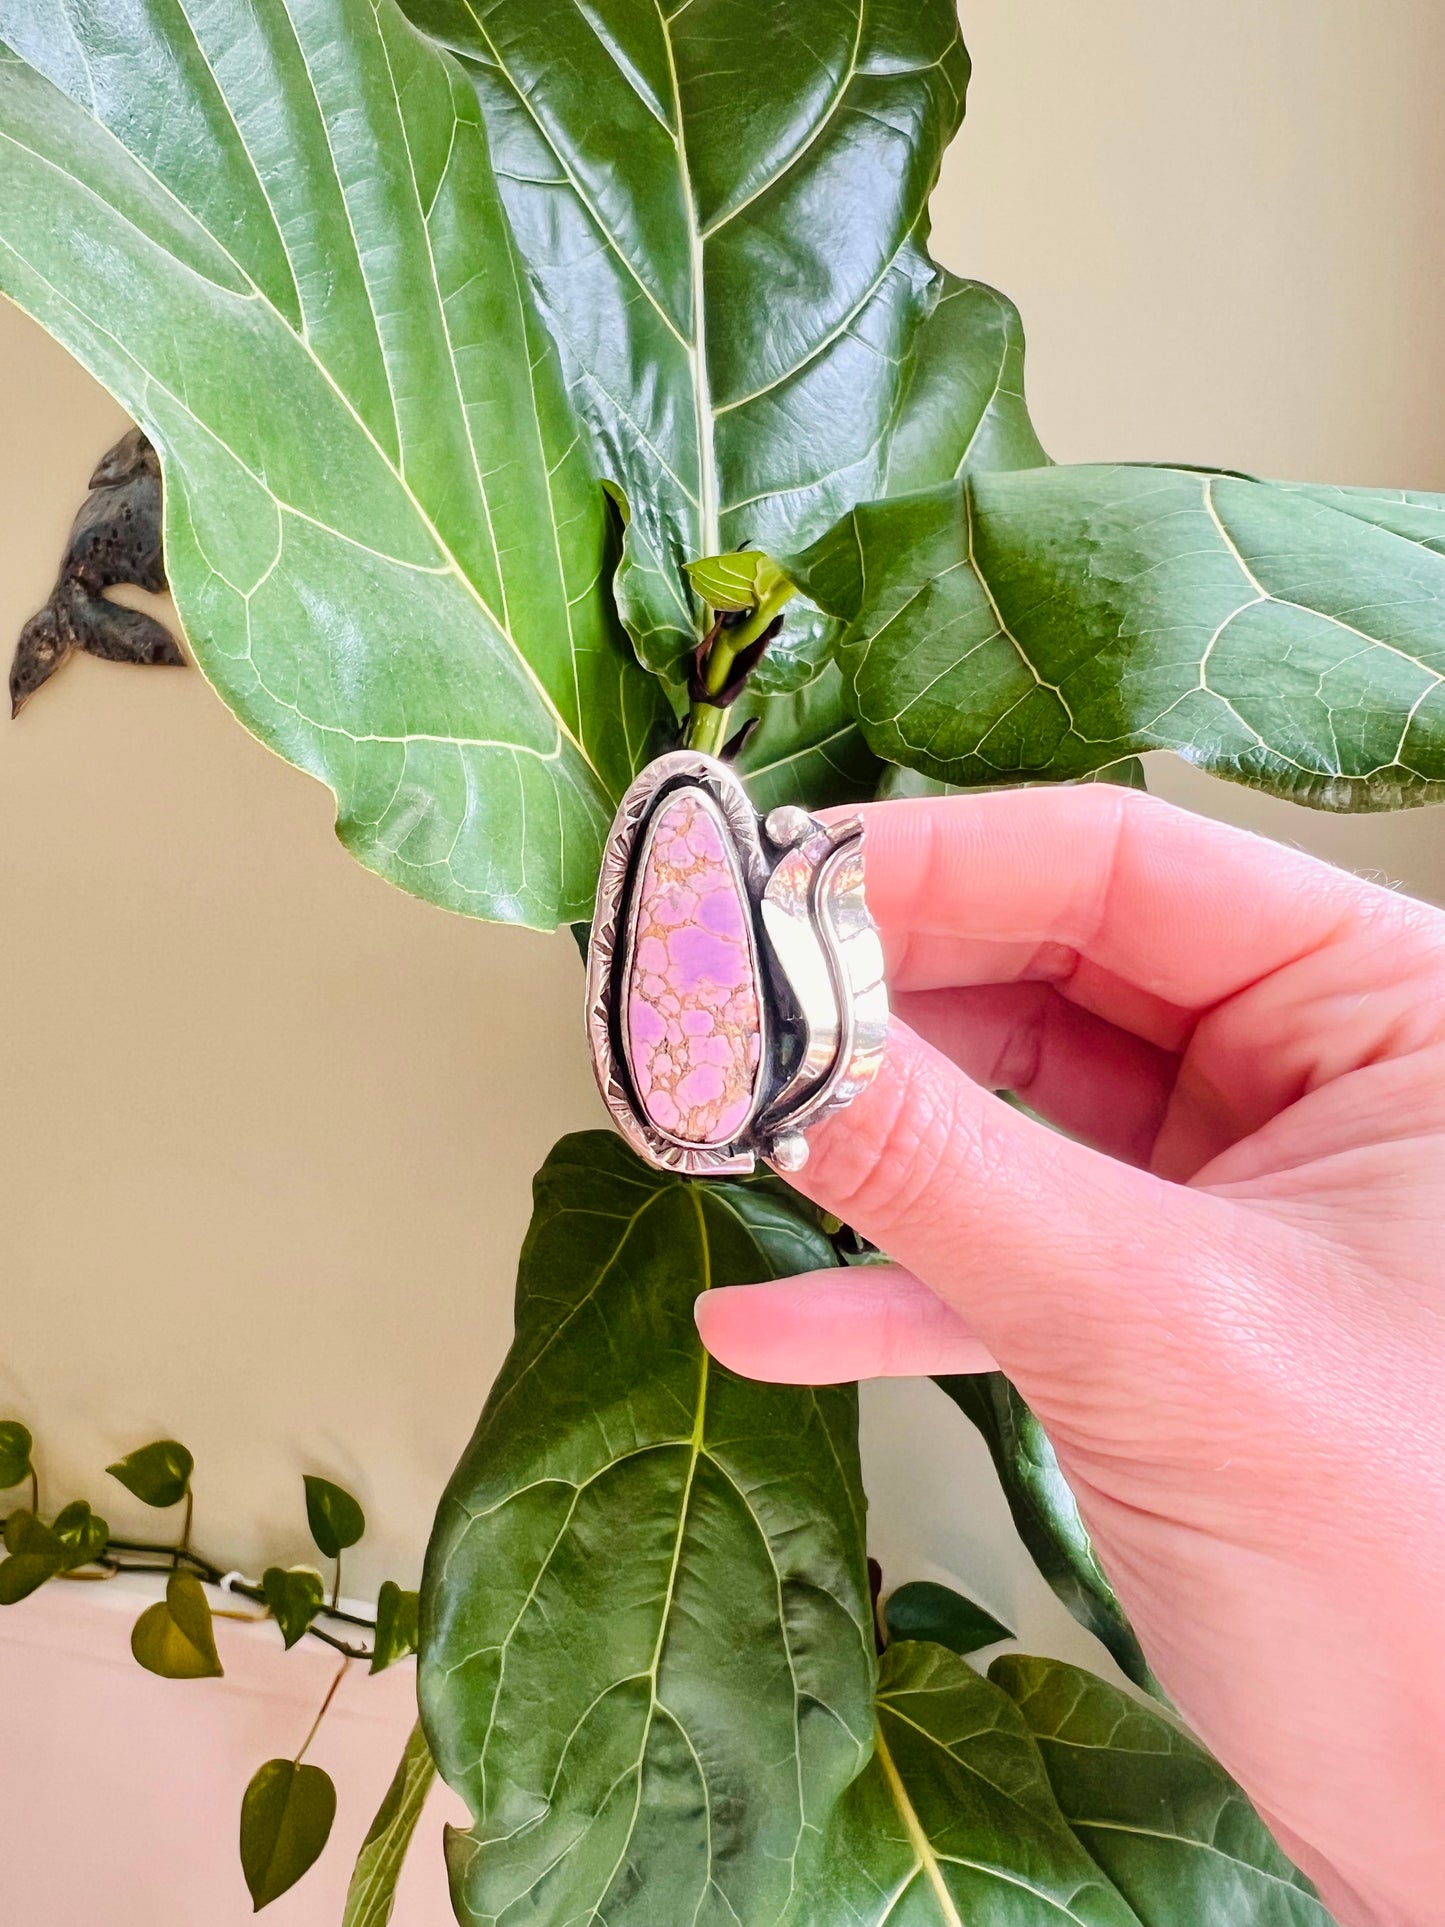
(764, 804, 814, 848)
(768, 1132, 810, 1173)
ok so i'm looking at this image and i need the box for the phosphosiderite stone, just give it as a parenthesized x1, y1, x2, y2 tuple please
(625, 789, 763, 1145)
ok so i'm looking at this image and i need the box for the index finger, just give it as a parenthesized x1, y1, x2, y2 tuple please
(846, 786, 1431, 1014)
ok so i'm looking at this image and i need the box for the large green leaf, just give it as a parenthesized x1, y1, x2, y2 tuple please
(991, 1656, 1335, 1926)
(403, 0, 970, 693)
(0, 1, 668, 928)
(938, 1374, 1156, 1695)
(796, 1640, 1142, 1926)
(420, 1130, 874, 1927)
(884, 272, 1048, 494)
(733, 661, 883, 811)
(735, 269, 1047, 808)
(791, 462, 1445, 806)
(343, 1720, 438, 1927)
(797, 1642, 1330, 1927)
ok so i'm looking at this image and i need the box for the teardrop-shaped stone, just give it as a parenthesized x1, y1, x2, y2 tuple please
(625, 789, 763, 1145)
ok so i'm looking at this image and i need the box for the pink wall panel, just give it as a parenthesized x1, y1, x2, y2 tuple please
(0, 1578, 463, 1925)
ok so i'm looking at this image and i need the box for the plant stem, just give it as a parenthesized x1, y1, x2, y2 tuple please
(331, 1550, 342, 1616)
(98, 1556, 373, 1659)
(0, 1517, 378, 1659)
(178, 1488, 194, 1564)
(683, 593, 787, 756)
(296, 1657, 350, 1764)
(100, 1537, 377, 1632)
(686, 700, 731, 757)
(28, 1469, 38, 1515)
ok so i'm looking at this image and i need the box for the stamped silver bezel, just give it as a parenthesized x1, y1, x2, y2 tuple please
(586, 751, 767, 1176)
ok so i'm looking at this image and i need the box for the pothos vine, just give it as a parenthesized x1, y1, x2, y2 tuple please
(0, 1413, 424, 1913)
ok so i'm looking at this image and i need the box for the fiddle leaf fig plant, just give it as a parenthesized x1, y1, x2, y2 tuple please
(4, 0, 1442, 1921)
(424, 1133, 874, 1926)
(0, 2, 669, 925)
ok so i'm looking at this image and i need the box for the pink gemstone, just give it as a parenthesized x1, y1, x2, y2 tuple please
(625, 790, 762, 1145)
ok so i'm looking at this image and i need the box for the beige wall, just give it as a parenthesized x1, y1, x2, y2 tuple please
(2, 3, 1443, 1654)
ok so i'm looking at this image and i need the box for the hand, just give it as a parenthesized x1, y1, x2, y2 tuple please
(695, 787, 1445, 1927)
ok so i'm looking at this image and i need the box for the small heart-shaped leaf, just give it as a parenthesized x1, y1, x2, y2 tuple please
(0, 1552, 66, 1604)
(240, 1758, 337, 1911)
(0, 1503, 109, 1601)
(369, 1581, 419, 1676)
(262, 1566, 326, 1651)
(0, 1420, 33, 1489)
(303, 1478, 365, 1560)
(883, 1579, 1013, 1656)
(131, 1570, 223, 1679)
(0, 1512, 67, 1605)
(107, 1439, 193, 1509)
(2, 1509, 50, 1556)
(51, 1499, 108, 1567)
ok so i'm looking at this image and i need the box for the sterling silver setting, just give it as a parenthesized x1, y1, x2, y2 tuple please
(586, 751, 888, 1175)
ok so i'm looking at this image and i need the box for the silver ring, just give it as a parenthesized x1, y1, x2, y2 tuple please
(586, 751, 889, 1176)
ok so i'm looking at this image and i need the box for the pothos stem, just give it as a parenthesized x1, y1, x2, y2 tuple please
(175, 1488, 194, 1569)
(97, 1535, 377, 1632)
(295, 1657, 350, 1764)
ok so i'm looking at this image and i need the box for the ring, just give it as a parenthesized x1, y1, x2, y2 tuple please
(586, 750, 889, 1175)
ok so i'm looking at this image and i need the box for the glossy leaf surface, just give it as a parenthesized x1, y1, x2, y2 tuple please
(0, 1, 667, 928)
(733, 662, 884, 811)
(992, 1656, 1335, 1925)
(938, 1374, 1156, 1693)
(241, 1758, 337, 1911)
(0, 1421, 33, 1490)
(797, 1640, 1142, 1926)
(884, 272, 1048, 494)
(51, 1498, 107, 1565)
(800, 1642, 1331, 1925)
(735, 271, 1046, 807)
(421, 1131, 874, 1927)
(303, 1477, 365, 1560)
(262, 1566, 326, 1652)
(107, 1439, 193, 1510)
(883, 1578, 1012, 1657)
(369, 1580, 420, 1675)
(131, 1570, 224, 1679)
(791, 464, 1445, 806)
(685, 550, 795, 616)
(405, 0, 969, 689)
(343, 1720, 438, 1927)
